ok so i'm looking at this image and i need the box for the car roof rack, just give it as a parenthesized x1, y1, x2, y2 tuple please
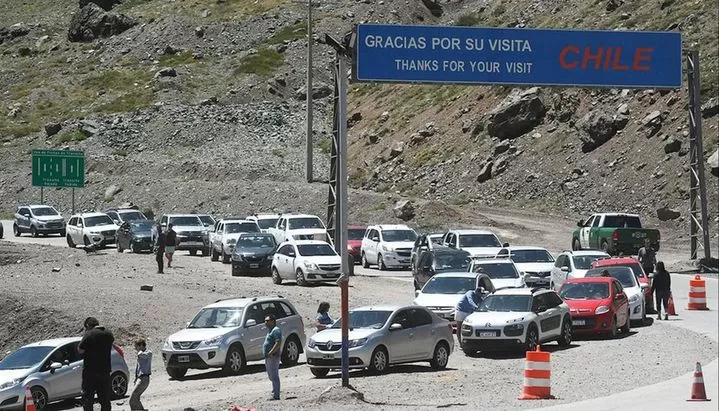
(214, 296, 247, 303)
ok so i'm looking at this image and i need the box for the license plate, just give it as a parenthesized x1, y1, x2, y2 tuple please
(183, 241, 203, 246)
(178, 355, 190, 363)
(250, 264, 259, 268)
(572, 320, 586, 326)
(479, 331, 497, 337)
(322, 354, 334, 359)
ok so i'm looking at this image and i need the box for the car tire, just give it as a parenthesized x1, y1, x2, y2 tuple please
(361, 253, 369, 268)
(166, 367, 187, 380)
(280, 335, 301, 367)
(30, 225, 38, 238)
(189, 249, 198, 256)
(29, 386, 48, 411)
(296, 268, 307, 287)
(620, 309, 631, 334)
(130, 243, 139, 253)
(201, 248, 209, 257)
(59, 230, 65, 237)
(572, 238, 581, 251)
(461, 341, 480, 357)
(272, 267, 283, 285)
(110, 371, 128, 399)
(429, 341, 450, 370)
(310, 368, 330, 378)
(232, 266, 240, 277)
(13, 224, 21, 237)
(83, 236, 91, 246)
(66, 235, 75, 248)
(223, 345, 246, 375)
(609, 316, 618, 339)
(525, 326, 539, 352)
(368, 346, 389, 374)
(211, 247, 219, 262)
(221, 249, 230, 264)
(601, 240, 611, 255)
(378, 254, 386, 271)
(557, 316, 572, 347)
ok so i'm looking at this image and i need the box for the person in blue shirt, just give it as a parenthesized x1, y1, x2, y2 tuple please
(263, 315, 282, 400)
(315, 301, 333, 332)
(454, 271, 492, 346)
(129, 339, 152, 411)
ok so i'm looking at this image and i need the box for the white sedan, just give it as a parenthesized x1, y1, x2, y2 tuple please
(585, 266, 646, 323)
(413, 272, 488, 323)
(468, 258, 526, 289)
(271, 240, 342, 286)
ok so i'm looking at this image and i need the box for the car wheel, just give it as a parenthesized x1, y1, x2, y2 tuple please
(620, 309, 631, 334)
(13, 224, 21, 237)
(272, 267, 283, 285)
(378, 254, 386, 271)
(201, 248, 209, 257)
(361, 253, 369, 268)
(66, 235, 75, 248)
(609, 316, 618, 339)
(110, 371, 128, 398)
(166, 367, 187, 380)
(296, 268, 307, 286)
(572, 238, 581, 251)
(211, 247, 219, 262)
(29, 386, 48, 411)
(601, 240, 611, 255)
(130, 243, 139, 253)
(221, 249, 230, 264)
(83, 236, 91, 246)
(30, 225, 38, 238)
(59, 230, 65, 237)
(223, 345, 245, 375)
(281, 336, 301, 366)
(310, 368, 330, 378)
(189, 249, 198, 256)
(368, 346, 388, 374)
(557, 317, 572, 347)
(430, 342, 450, 370)
(525, 326, 539, 351)
(232, 266, 240, 277)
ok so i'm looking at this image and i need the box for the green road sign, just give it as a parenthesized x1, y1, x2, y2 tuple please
(32, 149, 85, 188)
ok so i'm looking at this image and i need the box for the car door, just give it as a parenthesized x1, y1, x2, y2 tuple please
(613, 280, 629, 326)
(17, 207, 31, 230)
(588, 216, 602, 249)
(212, 222, 223, 252)
(533, 294, 561, 340)
(367, 229, 380, 264)
(242, 303, 268, 361)
(39, 343, 82, 399)
(70, 217, 83, 244)
(405, 308, 434, 360)
(385, 309, 415, 362)
(276, 245, 295, 279)
(552, 255, 569, 289)
(580, 216, 595, 249)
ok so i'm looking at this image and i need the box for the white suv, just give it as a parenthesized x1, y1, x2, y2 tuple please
(461, 288, 572, 355)
(162, 296, 306, 379)
(468, 258, 526, 289)
(209, 219, 261, 263)
(442, 229, 505, 257)
(271, 240, 342, 286)
(361, 224, 418, 270)
(246, 213, 280, 233)
(65, 212, 118, 248)
(550, 250, 610, 291)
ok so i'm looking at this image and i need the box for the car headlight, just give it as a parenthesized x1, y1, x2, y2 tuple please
(303, 261, 319, 270)
(203, 336, 222, 346)
(503, 323, 524, 336)
(0, 378, 22, 390)
(163, 339, 171, 349)
(227, 239, 236, 245)
(629, 294, 640, 304)
(348, 338, 367, 348)
(307, 338, 316, 348)
(595, 305, 610, 314)
(381, 245, 390, 252)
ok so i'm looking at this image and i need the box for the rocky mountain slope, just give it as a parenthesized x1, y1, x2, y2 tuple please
(0, 0, 717, 243)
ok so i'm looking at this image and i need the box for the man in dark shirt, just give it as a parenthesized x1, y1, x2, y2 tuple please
(78, 317, 115, 411)
(164, 223, 177, 268)
(651, 261, 672, 321)
(154, 222, 166, 273)
(637, 239, 656, 274)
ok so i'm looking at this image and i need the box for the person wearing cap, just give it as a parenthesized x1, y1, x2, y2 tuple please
(263, 314, 282, 400)
(454, 272, 487, 346)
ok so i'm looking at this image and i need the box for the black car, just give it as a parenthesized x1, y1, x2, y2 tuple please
(412, 246, 472, 290)
(117, 220, 155, 253)
(231, 233, 277, 276)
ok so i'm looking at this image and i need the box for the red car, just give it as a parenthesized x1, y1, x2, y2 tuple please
(559, 277, 631, 338)
(592, 257, 655, 313)
(347, 225, 366, 263)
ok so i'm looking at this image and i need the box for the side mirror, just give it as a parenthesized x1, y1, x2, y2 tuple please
(288, 252, 296, 258)
(577, 220, 584, 227)
(389, 323, 403, 331)
(50, 362, 63, 373)
(640, 283, 649, 290)
(113, 220, 120, 225)
(76, 223, 82, 228)
(648, 273, 655, 279)
(536, 306, 547, 313)
(245, 319, 257, 327)
(560, 266, 570, 272)
(415, 290, 420, 297)
(502, 242, 510, 247)
(615, 293, 625, 300)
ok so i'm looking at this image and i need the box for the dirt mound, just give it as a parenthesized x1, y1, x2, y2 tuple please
(0, 296, 80, 353)
(310, 385, 367, 406)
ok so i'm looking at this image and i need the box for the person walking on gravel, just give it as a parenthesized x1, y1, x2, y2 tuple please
(78, 317, 115, 411)
(638, 239, 656, 274)
(263, 314, 282, 400)
(154, 223, 166, 274)
(315, 301, 333, 332)
(164, 223, 177, 268)
(129, 339, 152, 411)
(651, 261, 671, 321)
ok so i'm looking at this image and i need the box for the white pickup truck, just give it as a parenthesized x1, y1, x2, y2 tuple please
(267, 214, 332, 245)
(209, 219, 262, 263)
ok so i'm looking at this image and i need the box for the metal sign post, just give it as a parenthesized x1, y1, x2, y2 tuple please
(306, 0, 314, 183)
(31, 149, 85, 209)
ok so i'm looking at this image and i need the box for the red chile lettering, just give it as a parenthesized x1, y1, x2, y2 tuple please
(560, 46, 652, 72)
(633, 47, 653, 71)
(559, 45, 579, 69)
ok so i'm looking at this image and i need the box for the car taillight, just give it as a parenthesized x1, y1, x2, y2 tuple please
(113, 344, 124, 358)
(611, 232, 619, 240)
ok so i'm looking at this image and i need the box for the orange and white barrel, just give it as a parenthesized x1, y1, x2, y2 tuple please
(687, 275, 709, 310)
(518, 345, 554, 400)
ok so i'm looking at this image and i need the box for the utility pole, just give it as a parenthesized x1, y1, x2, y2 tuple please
(306, 0, 314, 183)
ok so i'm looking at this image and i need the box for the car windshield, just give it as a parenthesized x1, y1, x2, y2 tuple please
(586, 267, 637, 288)
(603, 215, 642, 228)
(0, 346, 54, 370)
(382, 230, 417, 242)
(348, 229, 365, 240)
(472, 262, 519, 279)
(572, 255, 606, 270)
(459, 234, 501, 248)
(560, 282, 610, 300)
(612, 262, 646, 280)
(170, 216, 202, 226)
(288, 217, 324, 230)
(510, 249, 555, 263)
(429, 235, 444, 245)
(198, 215, 215, 227)
(332, 310, 392, 330)
(130, 221, 154, 232)
(297, 244, 337, 256)
(118, 211, 145, 221)
(226, 222, 260, 234)
(434, 253, 471, 272)
(256, 218, 278, 230)
(478, 295, 532, 312)
(422, 276, 477, 294)
(238, 235, 275, 248)
(84, 215, 114, 227)
(31, 207, 59, 216)
(188, 307, 244, 328)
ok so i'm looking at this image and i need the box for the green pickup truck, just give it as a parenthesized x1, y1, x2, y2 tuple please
(571, 213, 660, 256)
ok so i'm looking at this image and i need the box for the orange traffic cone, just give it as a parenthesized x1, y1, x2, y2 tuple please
(687, 362, 711, 401)
(518, 345, 555, 400)
(24, 387, 36, 411)
(668, 292, 677, 316)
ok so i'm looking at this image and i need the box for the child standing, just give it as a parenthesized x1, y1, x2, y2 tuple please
(130, 339, 152, 411)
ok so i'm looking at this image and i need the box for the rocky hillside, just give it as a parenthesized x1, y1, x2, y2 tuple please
(0, 0, 717, 243)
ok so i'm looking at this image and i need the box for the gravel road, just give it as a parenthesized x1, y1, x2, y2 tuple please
(0, 232, 716, 411)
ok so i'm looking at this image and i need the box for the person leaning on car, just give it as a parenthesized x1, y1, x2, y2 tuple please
(454, 271, 488, 346)
(77, 317, 115, 411)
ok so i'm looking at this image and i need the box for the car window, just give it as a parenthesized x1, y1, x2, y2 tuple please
(0, 346, 54, 370)
(238, 234, 275, 248)
(332, 310, 392, 329)
(160, 216, 167, 225)
(259, 302, 288, 320)
(46, 342, 81, 366)
(18, 207, 29, 216)
(348, 229, 364, 240)
(277, 245, 292, 256)
(585, 267, 637, 288)
(279, 302, 295, 317)
(244, 304, 265, 325)
(31, 206, 59, 216)
(198, 215, 215, 227)
(381, 230, 417, 242)
(613, 281, 623, 295)
(119, 211, 146, 221)
(278, 218, 286, 230)
(107, 212, 118, 220)
(554, 255, 566, 268)
(170, 216, 203, 226)
(288, 217, 324, 230)
(560, 282, 610, 300)
(531, 294, 545, 312)
(603, 215, 641, 228)
(256, 217, 278, 230)
(68, 217, 76, 225)
(189, 307, 244, 328)
(459, 234, 501, 248)
(84, 215, 115, 227)
(390, 309, 412, 329)
(497, 249, 509, 256)
(510, 249, 555, 263)
(472, 262, 518, 279)
(592, 217, 601, 227)
(434, 253, 471, 272)
(572, 255, 606, 270)
(479, 294, 532, 312)
(225, 222, 260, 234)
(297, 244, 337, 256)
(547, 292, 563, 307)
(408, 308, 433, 327)
(422, 276, 477, 294)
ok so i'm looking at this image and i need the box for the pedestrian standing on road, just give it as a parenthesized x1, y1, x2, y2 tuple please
(638, 239, 657, 274)
(263, 314, 282, 401)
(154, 223, 166, 274)
(651, 261, 671, 321)
(164, 223, 177, 268)
(129, 339, 152, 411)
(78, 317, 115, 411)
(454, 273, 486, 346)
(315, 302, 333, 332)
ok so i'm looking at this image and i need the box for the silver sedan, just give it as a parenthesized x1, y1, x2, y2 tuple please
(305, 305, 454, 377)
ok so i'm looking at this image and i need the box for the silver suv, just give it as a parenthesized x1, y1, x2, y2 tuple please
(13, 205, 65, 237)
(162, 296, 306, 379)
(159, 214, 210, 256)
